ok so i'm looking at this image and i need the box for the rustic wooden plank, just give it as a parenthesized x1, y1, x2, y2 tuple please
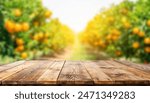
(109, 60, 150, 79)
(2, 60, 53, 85)
(57, 61, 93, 85)
(0, 60, 150, 86)
(19, 61, 55, 85)
(115, 60, 150, 72)
(102, 60, 150, 84)
(0, 60, 26, 85)
(37, 61, 65, 85)
(0, 61, 36, 82)
(95, 60, 114, 68)
(74, 61, 94, 85)
(103, 68, 143, 81)
(82, 61, 112, 85)
(2, 61, 41, 85)
(0, 60, 25, 72)
(0, 60, 25, 85)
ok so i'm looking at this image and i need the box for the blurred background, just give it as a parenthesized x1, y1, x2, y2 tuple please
(0, 0, 150, 64)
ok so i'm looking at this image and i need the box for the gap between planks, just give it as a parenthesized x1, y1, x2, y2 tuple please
(1, 60, 55, 85)
(0, 60, 150, 85)
(57, 61, 94, 85)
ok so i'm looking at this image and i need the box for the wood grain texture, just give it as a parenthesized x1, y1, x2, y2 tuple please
(0, 60, 25, 72)
(115, 60, 150, 72)
(82, 61, 112, 85)
(1, 61, 42, 85)
(109, 60, 150, 79)
(57, 61, 93, 85)
(37, 60, 65, 85)
(0, 61, 32, 81)
(0, 60, 150, 85)
(105, 60, 150, 84)
(2, 60, 54, 85)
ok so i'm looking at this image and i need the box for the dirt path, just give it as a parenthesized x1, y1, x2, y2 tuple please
(41, 36, 108, 60)
(52, 47, 73, 60)
(41, 46, 73, 60)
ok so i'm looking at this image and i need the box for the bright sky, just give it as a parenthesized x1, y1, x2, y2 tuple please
(42, 0, 123, 32)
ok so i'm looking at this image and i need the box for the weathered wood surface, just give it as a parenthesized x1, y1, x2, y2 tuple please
(0, 60, 149, 86)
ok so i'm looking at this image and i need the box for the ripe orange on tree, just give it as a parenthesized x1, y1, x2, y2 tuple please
(124, 22, 131, 29)
(16, 45, 24, 52)
(14, 9, 22, 17)
(132, 27, 140, 34)
(14, 23, 22, 32)
(4, 20, 15, 33)
(115, 50, 122, 56)
(21, 22, 30, 31)
(21, 52, 28, 59)
(145, 47, 150, 53)
(33, 35, 39, 41)
(138, 31, 145, 37)
(38, 32, 44, 40)
(147, 20, 150, 27)
(16, 38, 24, 46)
(144, 37, 150, 44)
(45, 10, 52, 18)
(132, 42, 140, 49)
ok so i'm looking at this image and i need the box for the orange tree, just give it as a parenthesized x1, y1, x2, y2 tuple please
(79, 1, 133, 54)
(0, 0, 52, 60)
(34, 18, 74, 54)
(79, 0, 150, 62)
(117, 0, 150, 62)
(0, 0, 74, 62)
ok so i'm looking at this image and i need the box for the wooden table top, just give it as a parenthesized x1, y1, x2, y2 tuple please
(0, 60, 150, 86)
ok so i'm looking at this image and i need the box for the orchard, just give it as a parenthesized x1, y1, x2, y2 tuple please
(0, 0, 150, 64)
(0, 0, 74, 63)
(79, 0, 150, 63)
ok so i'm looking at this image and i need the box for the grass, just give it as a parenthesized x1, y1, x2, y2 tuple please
(69, 44, 96, 60)
(69, 37, 97, 60)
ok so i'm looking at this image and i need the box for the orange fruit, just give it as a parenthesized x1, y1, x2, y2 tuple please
(144, 38, 150, 44)
(45, 10, 52, 18)
(94, 42, 99, 46)
(21, 52, 28, 59)
(138, 31, 145, 37)
(14, 9, 22, 17)
(5, 20, 15, 33)
(16, 45, 24, 52)
(38, 32, 44, 39)
(33, 35, 39, 41)
(132, 27, 140, 34)
(106, 34, 112, 40)
(16, 38, 24, 46)
(124, 22, 131, 29)
(132, 42, 140, 49)
(112, 35, 119, 41)
(14, 23, 22, 32)
(115, 51, 122, 56)
(98, 41, 106, 48)
(147, 20, 150, 27)
(145, 47, 150, 53)
(112, 29, 121, 36)
(44, 39, 48, 44)
(22, 22, 30, 31)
